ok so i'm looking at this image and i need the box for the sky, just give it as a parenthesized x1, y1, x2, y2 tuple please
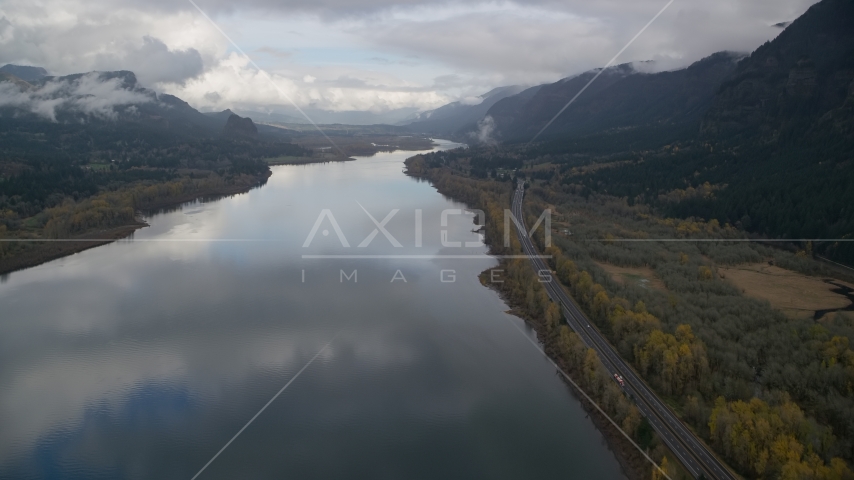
(0, 0, 820, 116)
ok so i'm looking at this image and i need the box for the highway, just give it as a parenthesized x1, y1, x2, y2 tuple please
(511, 182, 736, 480)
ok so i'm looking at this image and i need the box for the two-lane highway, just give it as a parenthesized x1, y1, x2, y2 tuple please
(511, 182, 736, 480)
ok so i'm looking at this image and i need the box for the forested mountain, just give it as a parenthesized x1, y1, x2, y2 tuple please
(416, 53, 741, 145)
(677, 0, 854, 258)
(472, 84, 543, 137)
(419, 0, 852, 263)
(510, 0, 854, 263)
(404, 85, 526, 134)
(0, 67, 303, 151)
(490, 53, 743, 143)
(702, 0, 854, 143)
(0, 69, 220, 137)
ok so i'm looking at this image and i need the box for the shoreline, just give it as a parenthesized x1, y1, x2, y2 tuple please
(0, 172, 272, 278)
(266, 155, 356, 165)
(0, 146, 426, 278)
(0, 222, 148, 278)
(402, 159, 653, 480)
(484, 277, 651, 480)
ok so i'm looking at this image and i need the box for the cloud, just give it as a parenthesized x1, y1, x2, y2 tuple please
(0, 0, 221, 88)
(0, 0, 823, 114)
(469, 115, 497, 145)
(367, 56, 419, 66)
(161, 53, 450, 113)
(256, 46, 294, 59)
(93, 36, 204, 86)
(354, 0, 820, 84)
(0, 73, 153, 121)
(0, 16, 13, 43)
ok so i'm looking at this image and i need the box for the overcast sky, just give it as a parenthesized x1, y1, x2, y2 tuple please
(0, 0, 818, 114)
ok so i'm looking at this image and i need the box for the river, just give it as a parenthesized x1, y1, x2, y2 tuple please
(0, 140, 625, 479)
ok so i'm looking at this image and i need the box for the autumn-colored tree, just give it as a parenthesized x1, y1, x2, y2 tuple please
(652, 456, 678, 480)
(635, 325, 709, 396)
(709, 397, 851, 478)
(544, 303, 561, 332)
(610, 304, 661, 344)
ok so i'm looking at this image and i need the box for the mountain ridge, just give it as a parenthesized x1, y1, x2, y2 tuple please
(489, 53, 745, 143)
(0, 64, 48, 82)
(403, 85, 526, 134)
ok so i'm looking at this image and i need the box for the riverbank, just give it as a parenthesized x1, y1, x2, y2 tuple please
(0, 222, 147, 277)
(0, 171, 271, 277)
(403, 157, 662, 480)
(265, 154, 355, 165)
(483, 275, 655, 480)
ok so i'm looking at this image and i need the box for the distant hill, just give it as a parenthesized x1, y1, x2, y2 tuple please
(234, 107, 421, 126)
(0, 69, 268, 140)
(0, 72, 35, 91)
(0, 69, 220, 136)
(222, 113, 258, 137)
(204, 108, 237, 128)
(0, 67, 307, 170)
(404, 85, 526, 134)
(230, 109, 306, 126)
(0, 64, 47, 82)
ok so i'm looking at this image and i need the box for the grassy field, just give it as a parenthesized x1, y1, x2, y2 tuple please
(719, 263, 854, 319)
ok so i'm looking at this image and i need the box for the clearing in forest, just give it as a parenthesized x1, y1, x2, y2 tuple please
(595, 262, 667, 292)
(718, 263, 854, 319)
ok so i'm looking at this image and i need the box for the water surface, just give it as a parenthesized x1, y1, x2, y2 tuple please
(0, 140, 625, 479)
